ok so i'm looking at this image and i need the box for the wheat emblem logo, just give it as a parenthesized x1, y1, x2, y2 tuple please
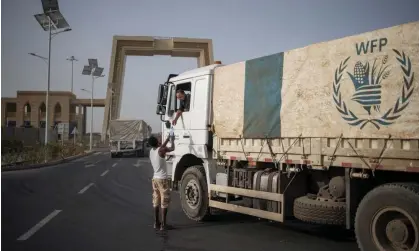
(333, 49, 415, 129)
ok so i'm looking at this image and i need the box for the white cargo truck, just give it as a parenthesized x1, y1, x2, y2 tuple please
(109, 119, 151, 158)
(155, 21, 419, 251)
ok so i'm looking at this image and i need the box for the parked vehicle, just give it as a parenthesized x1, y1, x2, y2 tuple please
(109, 119, 151, 158)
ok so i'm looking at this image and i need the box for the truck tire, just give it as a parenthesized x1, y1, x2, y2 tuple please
(293, 195, 346, 226)
(179, 165, 211, 221)
(355, 183, 419, 251)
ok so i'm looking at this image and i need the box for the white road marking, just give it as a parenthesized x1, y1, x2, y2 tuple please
(100, 170, 109, 177)
(78, 183, 95, 194)
(94, 152, 101, 156)
(112, 163, 118, 167)
(17, 210, 62, 241)
(133, 160, 141, 167)
(84, 160, 100, 168)
(132, 159, 150, 167)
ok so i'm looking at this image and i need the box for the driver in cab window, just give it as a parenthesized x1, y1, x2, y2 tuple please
(172, 89, 189, 126)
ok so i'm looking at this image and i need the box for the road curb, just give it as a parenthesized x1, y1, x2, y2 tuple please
(1, 151, 96, 172)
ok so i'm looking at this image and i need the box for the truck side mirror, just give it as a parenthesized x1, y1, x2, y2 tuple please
(156, 104, 165, 115)
(157, 84, 168, 105)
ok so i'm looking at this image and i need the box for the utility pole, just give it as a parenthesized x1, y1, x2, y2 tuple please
(67, 56, 78, 93)
(33, 1, 71, 153)
(81, 59, 105, 151)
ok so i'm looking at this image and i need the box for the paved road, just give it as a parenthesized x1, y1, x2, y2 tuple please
(2, 151, 359, 251)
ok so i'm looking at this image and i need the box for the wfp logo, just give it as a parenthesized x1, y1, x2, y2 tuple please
(333, 38, 415, 129)
(349, 59, 388, 115)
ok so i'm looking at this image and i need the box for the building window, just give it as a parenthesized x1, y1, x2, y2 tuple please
(39, 103, 46, 118)
(6, 102, 17, 113)
(23, 121, 31, 127)
(54, 103, 62, 118)
(6, 103, 17, 118)
(7, 120, 17, 127)
(24, 103, 31, 114)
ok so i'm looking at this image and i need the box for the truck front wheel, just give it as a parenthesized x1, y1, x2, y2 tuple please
(179, 165, 210, 221)
(355, 183, 419, 251)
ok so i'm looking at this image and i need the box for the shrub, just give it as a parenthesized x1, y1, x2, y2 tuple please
(1, 140, 24, 155)
(2, 141, 88, 165)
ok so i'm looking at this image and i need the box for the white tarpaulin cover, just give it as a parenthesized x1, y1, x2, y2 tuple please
(109, 119, 152, 141)
(213, 21, 419, 139)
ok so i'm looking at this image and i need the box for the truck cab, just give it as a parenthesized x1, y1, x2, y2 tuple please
(155, 64, 222, 188)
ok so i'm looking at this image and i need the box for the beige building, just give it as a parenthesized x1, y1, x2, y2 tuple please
(1, 91, 105, 137)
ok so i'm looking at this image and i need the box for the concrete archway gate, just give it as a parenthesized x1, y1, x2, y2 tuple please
(102, 36, 214, 141)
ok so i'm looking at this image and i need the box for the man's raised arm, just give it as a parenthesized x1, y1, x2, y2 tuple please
(172, 106, 184, 126)
(158, 134, 175, 157)
(160, 134, 171, 148)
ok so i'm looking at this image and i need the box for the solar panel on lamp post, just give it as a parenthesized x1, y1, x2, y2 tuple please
(88, 59, 98, 69)
(82, 60, 105, 151)
(34, 3, 71, 153)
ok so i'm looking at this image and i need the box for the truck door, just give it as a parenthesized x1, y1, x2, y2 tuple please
(164, 77, 210, 157)
(189, 77, 210, 145)
(165, 81, 192, 152)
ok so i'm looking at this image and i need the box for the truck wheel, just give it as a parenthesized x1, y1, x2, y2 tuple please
(293, 195, 346, 226)
(355, 183, 419, 251)
(179, 165, 210, 221)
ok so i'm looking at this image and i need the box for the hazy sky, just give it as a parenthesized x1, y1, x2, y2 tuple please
(2, 0, 419, 133)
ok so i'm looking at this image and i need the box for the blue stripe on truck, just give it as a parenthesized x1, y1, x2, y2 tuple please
(243, 52, 284, 138)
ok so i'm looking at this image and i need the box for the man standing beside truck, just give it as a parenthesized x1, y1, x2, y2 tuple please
(172, 89, 189, 126)
(148, 131, 175, 230)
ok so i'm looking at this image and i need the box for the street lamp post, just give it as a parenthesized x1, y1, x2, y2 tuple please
(80, 88, 92, 150)
(66, 56, 78, 93)
(33, 2, 71, 149)
(28, 53, 48, 63)
(81, 59, 104, 151)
